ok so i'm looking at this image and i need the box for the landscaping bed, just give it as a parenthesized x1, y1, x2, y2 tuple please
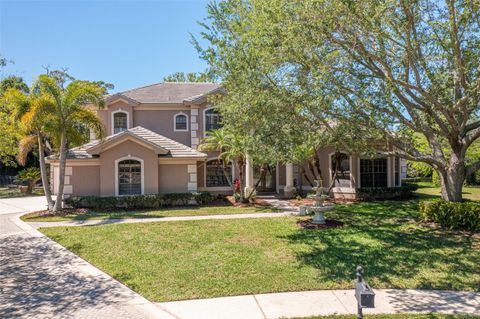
(22, 204, 279, 222)
(40, 200, 480, 302)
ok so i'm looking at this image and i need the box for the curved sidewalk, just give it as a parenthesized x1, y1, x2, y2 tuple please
(27, 211, 293, 229)
(156, 289, 480, 319)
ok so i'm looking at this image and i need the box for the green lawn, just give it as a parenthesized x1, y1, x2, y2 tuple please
(40, 200, 480, 302)
(413, 181, 480, 200)
(22, 204, 279, 222)
(301, 315, 479, 319)
(0, 187, 44, 199)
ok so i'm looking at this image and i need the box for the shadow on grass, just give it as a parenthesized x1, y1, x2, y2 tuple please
(283, 201, 479, 291)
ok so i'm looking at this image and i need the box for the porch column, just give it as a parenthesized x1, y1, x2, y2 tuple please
(284, 163, 295, 198)
(244, 155, 254, 195)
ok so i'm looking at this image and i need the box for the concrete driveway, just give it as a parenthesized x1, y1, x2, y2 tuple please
(0, 196, 173, 319)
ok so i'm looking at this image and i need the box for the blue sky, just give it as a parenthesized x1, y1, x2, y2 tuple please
(0, 0, 211, 92)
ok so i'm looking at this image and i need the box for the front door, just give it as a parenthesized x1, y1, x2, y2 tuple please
(254, 164, 276, 192)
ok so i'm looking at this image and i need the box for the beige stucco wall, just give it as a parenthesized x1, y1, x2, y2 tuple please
(70, 166, 100, 196)
(97, 101, 134, 136)
(133, 109, 191, 146)
(99, 140, 158, 196)
(158, 164, 189, 193)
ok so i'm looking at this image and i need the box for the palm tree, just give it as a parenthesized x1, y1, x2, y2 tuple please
(32, 75, 105, 211)
(3, 87, 57, 209)
(199, 128, 248, 201)
(5, 75, 106, 212)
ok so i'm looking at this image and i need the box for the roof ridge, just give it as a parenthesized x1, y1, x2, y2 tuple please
(163, 81, 218, 84)
(119, 81, 165, 94)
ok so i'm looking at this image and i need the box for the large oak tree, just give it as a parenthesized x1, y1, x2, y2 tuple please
(198, 0, 480, 201)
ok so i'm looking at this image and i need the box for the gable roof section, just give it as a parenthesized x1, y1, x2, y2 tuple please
(105, 93, 141, 106)
(47, 126, 207, 160)
(112, 82, 222, 104)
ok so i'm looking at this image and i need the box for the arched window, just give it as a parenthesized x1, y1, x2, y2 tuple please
(206, 159, 231, 187)
(113, 111, 128, 134)
(174, 113, 188, 131)
(118, 159, 142, 195)
(331, 152, 351, 188)
(204, 108, 222, 134)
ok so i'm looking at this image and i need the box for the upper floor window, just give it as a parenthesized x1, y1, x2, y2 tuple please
(204, 108, 222, 134)
(174, 113, 188, 131)
(113, 111, 128, 134)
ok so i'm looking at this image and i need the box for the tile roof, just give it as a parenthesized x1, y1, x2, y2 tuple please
(47, 126, 207, 160)
(115, 82, 222, 104)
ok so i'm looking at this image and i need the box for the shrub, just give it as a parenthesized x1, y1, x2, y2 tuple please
(357, 184, 418, 201)
(420, 199, 480, 231)
(65, 192, 214, 209)
(15, 167, 41, 194)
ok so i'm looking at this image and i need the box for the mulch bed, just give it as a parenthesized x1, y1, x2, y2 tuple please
(297, 218, 344, 230)
(26, 208, 89, 218)
(224, 196, 272, 207)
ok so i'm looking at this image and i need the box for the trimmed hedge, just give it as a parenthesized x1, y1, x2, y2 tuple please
(357, 184, 419, 201)
(420, 199, 480, 231)
(65, 192, 214, 209)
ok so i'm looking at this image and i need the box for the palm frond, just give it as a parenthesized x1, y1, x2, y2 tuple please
(17, 135, 37, 166)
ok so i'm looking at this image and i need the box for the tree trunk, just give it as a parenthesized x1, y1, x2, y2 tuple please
(438, 162, 465, 202)
(38, 134, 54, 210)
(52, 128, 67, 212)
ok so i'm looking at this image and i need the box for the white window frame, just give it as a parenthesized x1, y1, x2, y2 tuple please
(173, 112, 189, 132)
(204, 157, 234, 190)
(328, 152, 353, 191)
(111, 110, 129, 135)
(203, 106, 221, 137)
(115, 155, 144, 196)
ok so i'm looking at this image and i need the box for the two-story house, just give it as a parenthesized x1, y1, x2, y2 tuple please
(47, 82, 405, 199)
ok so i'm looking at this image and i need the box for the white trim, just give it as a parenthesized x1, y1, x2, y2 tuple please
(328, 152, 353, 189)
(387, 156, 392, 187)
(114, 155, 144, 196)
(198, 186, 231, 192)
(134, 105, 190, 111)
(173, 112, 189, 132)
(204, 157, 234, 189)
(275, 162, 280, 194)
(111, 109, 129, 135)
(158, 158, 202, 164)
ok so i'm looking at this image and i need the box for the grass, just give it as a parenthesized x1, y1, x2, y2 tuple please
(40, 200, 480, 302)
(0, 187, 44, 199)
(300, 315, 480, 319)
(22, 204, 279, 222)
(413, 182, 480, 200)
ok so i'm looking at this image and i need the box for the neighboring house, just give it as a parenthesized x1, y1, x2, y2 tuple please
(46, 82, 403, 199)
